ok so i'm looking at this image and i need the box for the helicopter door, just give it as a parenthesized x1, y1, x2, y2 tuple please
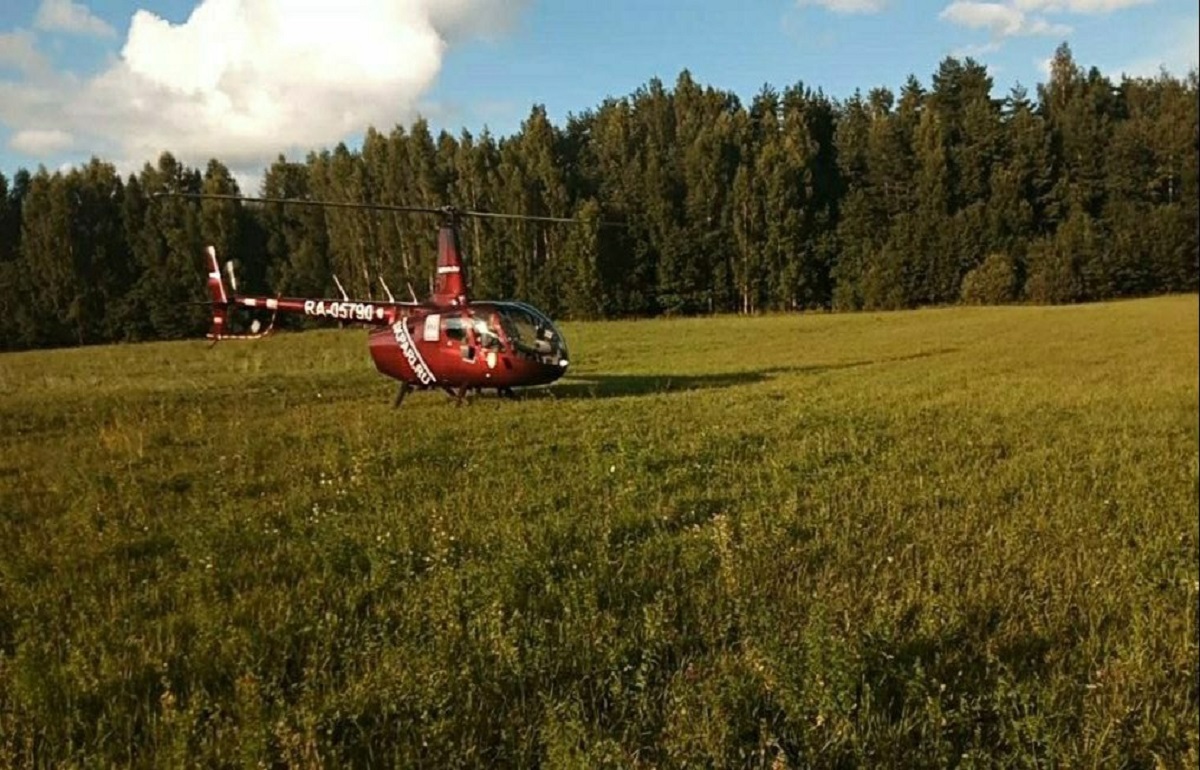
(470, 310, 506, 353)
(440, 313, 475, 362)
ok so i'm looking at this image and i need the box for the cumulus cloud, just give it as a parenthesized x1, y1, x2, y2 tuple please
(0, 30, 50, 75)
(940, 2, 1071, 37)
(798, 0, 888, 13)
(1, 0, 527, 178)
(941, 0, 1156, 43)
(11, 128, 74, 154)
(34, 0, 117, 38)
(952, 40, 1004, 57)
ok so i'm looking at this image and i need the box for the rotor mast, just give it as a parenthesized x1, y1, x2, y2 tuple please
(433, 208, 468, 307)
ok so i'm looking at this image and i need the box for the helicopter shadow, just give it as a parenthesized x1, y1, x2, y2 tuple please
(523, 348, 957, 401)
(528, 370, 772, 400)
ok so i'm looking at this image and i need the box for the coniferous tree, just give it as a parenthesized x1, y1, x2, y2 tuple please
(673, 74, 740, 312)
(0, 172, 24, 346)
(586, 98, 654, 315)
(983, 84, 1052, 295)
(0, 173, 13, 266)
(759, 89, 806, 309)
(560, 197, 605, 318)
(260, 155, 329, 299)
(71, 160, 132, 343)
(454, 129, 504, 301)
(947, 60, 1004, 292)
(125, 153, 206, 339)
(831, 92, 878, 310)
(199, 159, 248, 285)
(16, 168, 72, 345)
(731, 107, 762, 314)
(14, 163, 129, 345)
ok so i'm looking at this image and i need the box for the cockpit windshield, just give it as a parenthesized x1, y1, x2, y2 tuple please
(484, 303, 569, 368)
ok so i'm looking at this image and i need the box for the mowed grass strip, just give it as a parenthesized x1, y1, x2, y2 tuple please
(1, 295, 1196, 767)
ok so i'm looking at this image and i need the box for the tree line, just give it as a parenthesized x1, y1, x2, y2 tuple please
(0, 44, 1195, 351)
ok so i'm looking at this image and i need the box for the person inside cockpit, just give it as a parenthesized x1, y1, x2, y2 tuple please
(473, 313, 504, 350)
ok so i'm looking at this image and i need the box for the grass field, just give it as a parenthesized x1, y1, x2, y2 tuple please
(1, 295, 1197, 768)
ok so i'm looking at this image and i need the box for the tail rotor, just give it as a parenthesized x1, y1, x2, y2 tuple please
(203, 245, 275, 341)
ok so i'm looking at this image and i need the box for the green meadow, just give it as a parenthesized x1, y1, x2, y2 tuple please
(1, 295, 1197, 767)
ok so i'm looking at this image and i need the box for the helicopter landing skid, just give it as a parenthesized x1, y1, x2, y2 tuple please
(393, 382, 412, 407)
(440, 383, 471, 406)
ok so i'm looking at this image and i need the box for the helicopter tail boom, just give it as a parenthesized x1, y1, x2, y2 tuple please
(201, 244, 422, 340)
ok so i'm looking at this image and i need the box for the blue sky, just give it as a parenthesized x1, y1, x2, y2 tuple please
(1, 1, 1196, 188)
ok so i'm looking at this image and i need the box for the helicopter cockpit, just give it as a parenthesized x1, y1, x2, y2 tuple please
(437, 303, 569, 372)
(485, 303, 569, 369)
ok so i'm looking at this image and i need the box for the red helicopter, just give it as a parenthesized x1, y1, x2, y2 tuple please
(173, 193, 581, 406)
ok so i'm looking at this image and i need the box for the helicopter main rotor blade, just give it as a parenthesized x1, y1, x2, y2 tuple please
(155, 192, 445, 215)
(155, 192, 624, 226)
(459, 209, 625, 227)
(459, 209, 578, 224)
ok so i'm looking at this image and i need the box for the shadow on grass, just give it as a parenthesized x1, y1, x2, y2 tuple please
(520, 348, 956, 400)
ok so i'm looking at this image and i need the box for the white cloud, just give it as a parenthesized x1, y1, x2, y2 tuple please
(941, 0, 1155, 43)
(0, 0, 528, 178)
(0, 30, 50, 75)
(940, 2, 1072, 37)
(1014, 0, 1153, 12)
(952, 40, 1004, 57)
(34, 0, 117, 38)
(798, 0, 888, 13)
(11, 128, 74, 154)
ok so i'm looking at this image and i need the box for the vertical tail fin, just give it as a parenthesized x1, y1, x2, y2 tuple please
(205, 245, 231, 339)
(432, 223, 468, 306)
(202, 245, 276, 341)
